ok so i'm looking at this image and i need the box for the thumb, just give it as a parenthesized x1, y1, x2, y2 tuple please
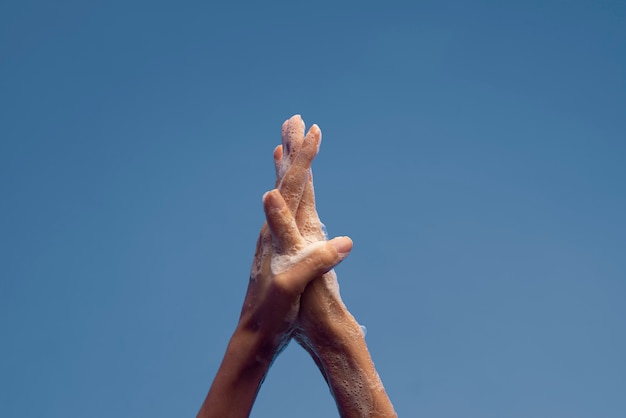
(278, 237, 353, 295)
(327, 236, 353, 263)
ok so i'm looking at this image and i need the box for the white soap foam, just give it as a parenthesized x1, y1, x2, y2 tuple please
(270, 241, 328, 275)
(320, 221, 328, 239)
(359, 324, 367, 337)
(277, 158, 290, 180)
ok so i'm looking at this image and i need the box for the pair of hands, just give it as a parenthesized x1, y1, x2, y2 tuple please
(241, 115, 352, 361)
(198, 115, 396, 418)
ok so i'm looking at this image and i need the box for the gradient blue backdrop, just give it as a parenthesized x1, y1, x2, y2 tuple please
(2, 1, 625, 417)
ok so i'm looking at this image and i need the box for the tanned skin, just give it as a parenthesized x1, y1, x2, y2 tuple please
(197, 115, 396, 418)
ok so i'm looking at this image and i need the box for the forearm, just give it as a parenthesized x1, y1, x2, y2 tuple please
(197, 324, 278, 418)
(300, 307, 397, 418)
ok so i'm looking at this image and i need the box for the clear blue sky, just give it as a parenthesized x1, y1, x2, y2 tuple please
(1, 1, 625, 417)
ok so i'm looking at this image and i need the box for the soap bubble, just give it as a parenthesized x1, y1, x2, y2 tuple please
(359, 324, 367, 337)
(320, 222, 328, 239)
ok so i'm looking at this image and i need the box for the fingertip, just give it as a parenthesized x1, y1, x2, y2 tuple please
(282, 115, 301, 129)
(302, 125, 322, 158)
(330, 236, 353, 259)
(308, 124, 321, 139)
(305, 124, 321, 143)
(286, 114, 304, 131)
(273, 145, 283, 161)
(282, 115, 306, 155)
(262, 190, 271, 208)
(263, 189, 286, 212)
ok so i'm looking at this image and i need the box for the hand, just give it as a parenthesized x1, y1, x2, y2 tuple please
(272, 115, 352, 348)
(239, 188, 352, 361)
(242, 121, 352, 358)
(273, 115, 397, 418)
(198, 119, 352, 418)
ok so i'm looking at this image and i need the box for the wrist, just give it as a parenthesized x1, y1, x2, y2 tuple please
(198, 325, 279, 418)
(297, 271, 354, 336)
(296, 306, 397, 418)
(298, 304, 362, 353)
(234, 317, 286, 368)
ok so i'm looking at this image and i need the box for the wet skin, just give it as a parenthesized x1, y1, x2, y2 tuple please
(198, 116, 396, 418)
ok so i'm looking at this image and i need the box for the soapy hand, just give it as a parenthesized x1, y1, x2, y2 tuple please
(198, 115, 395, 418)
(238, 124, 353, 362)
(273, 116, 328, 243)
(197, 123, 353, 418)
(273, 115, 352, 349)
(272, 115, 397, 418)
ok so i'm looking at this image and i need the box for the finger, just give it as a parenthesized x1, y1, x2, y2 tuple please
(278, 115, 305, 179)
(297, 172, 316, 221)
(281, 114, 305, 159)
(279, 124, 321, 215)
(273, 145, 283, 188)
(251, 222, 273, 280)
(263, 189, 303, 252)
(275, 236, 353, 295)
(273, 144, 283, 167)
(295, 170, 325, 241)
(301, 124, 321, 163)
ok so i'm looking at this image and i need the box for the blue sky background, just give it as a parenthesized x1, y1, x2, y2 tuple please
(1, 1, 625, 417)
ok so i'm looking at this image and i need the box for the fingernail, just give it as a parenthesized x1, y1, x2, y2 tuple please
(331, 236, 352, 256)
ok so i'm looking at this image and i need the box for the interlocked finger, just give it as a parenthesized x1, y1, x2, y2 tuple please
(276, 236, 352, 294)
(263, 189, 304, 253)
(273, 145, 283, 188)
(274, 115, 325, 240)
(278, 115, 306, 179)
(278, 125, 321, 215)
